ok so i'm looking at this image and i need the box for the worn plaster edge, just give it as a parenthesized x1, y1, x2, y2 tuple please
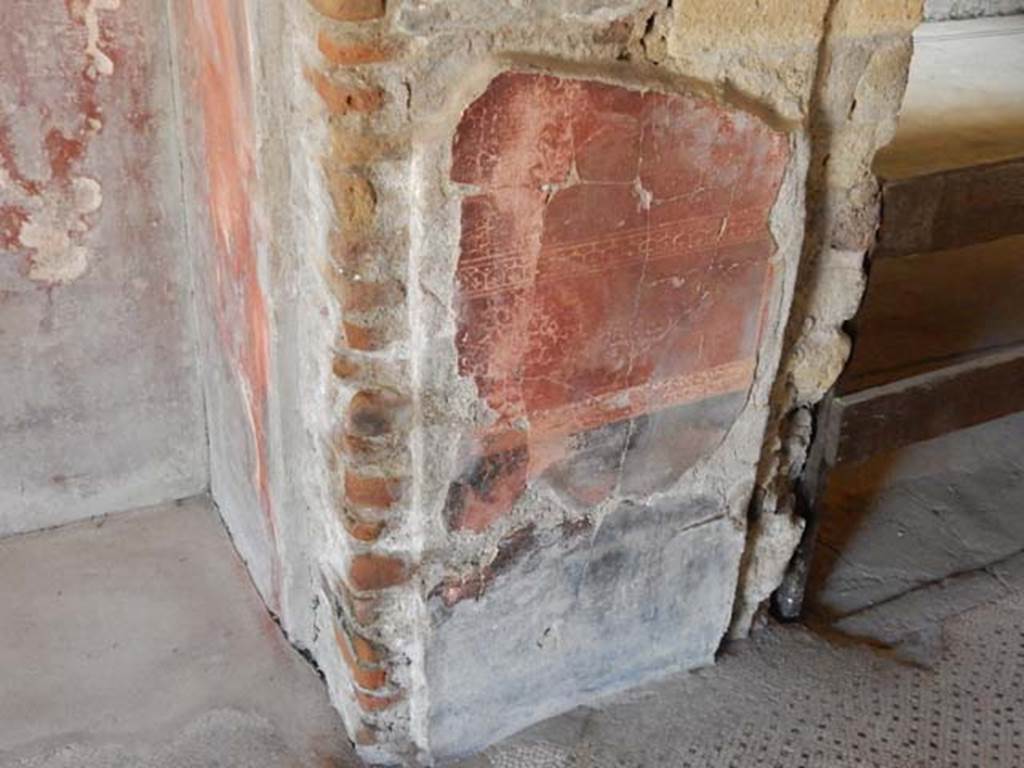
(423, 513, 748, 760)
(246, 0, 308, 639)
(407, 118, 433, 762)
(717, 129, 813, 635)
(220, 0, 291, 619)
(563, 124, 812, 604)
(162, 0, 213, 498)
(159, 0, 285, 607)
(290, 6, 429, 761)
(498, 52, 802, 133)
(173, 0, 351, 746)
(255, 0, 361, 736)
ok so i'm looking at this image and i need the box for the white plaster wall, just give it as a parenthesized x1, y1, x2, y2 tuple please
(0, 0, 207, 536)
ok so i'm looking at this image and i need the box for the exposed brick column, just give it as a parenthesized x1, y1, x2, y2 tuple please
(305, 1, 419, 759)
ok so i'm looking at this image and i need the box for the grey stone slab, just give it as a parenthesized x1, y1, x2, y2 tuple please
(830, 549, 1024, 664)
(427, 506, 743, 760)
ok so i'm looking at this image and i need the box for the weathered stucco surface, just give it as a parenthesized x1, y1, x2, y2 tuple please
(445, 72, 788, 533)
(287, 1, 813, 762)
(726, 0, 924, 635)
(2, 0, 940, 762)
(169, 0, 344, 677)
(166, 0, 924, 763)
(0, 0, 206, 535)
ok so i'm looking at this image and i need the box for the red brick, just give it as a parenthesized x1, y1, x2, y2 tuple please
(332, 352, 363, 380)
(342, 508, 386, 542)
(346, 389, 408, 437)
(326, 169, 376, 235)
(336, 275, 403, 314)
(353, 687, 402, 712)
(318, 30, 394, 65)
(309, 70, 385, 115)
(348, 553, 410, 592)
(329, 232, 366, 272)
(328, 231, 369, 274)
(343, 320, 391, 352)
(307, 0, 385, 22)
(346, 469, 402, 509)
(330, 125, 402, 167)
(328, 229, 407, 279)
(348, 628, 384, 665)
(334, 623, 387, 690)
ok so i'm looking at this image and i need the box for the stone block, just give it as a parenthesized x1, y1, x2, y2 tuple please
(672, 0, 829, 48)
(426, 507, 744, 758)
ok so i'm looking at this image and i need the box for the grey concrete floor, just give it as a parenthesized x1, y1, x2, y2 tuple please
(2, 498, 1022, 767)
(0, 497, 355, 768)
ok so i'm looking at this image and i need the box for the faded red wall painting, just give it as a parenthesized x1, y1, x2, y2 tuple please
(184, 0, 281, 606)
(0, 0, 128, 284)
(448, 72, 789, 532)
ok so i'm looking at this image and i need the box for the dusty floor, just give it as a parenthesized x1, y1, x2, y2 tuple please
(1, 498, 1022, 767)
(461, 557, 1024, 768)
(0, 497, 354, 768)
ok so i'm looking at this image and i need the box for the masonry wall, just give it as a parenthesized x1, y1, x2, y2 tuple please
(2, 3, 936, 762)
(169, 0, 925, 763)
(0, 0, 207, 536)
(293, 1, 925, 763)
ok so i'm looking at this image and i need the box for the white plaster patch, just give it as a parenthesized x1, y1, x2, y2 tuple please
(20, 177, 103, 284)
(731, 509, 805, 636)
(786, 248, 868, 405)
(69, 0, 122, 79)
(2, 164, 103, 284)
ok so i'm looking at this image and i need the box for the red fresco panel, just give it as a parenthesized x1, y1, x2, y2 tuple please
(447, 72, 789, 531)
